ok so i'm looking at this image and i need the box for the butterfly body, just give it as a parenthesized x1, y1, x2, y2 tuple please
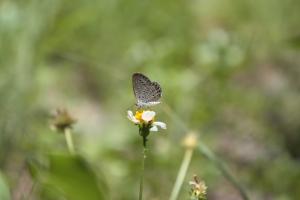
(132, 73, 162, 108)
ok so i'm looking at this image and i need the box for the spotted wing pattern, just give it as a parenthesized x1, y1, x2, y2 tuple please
(132, 73, 162, 107)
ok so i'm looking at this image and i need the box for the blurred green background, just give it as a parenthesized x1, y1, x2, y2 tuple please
(0, 0, 300, 199)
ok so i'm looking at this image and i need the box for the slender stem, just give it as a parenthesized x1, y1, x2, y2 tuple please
(139, 140, 147, 200)
(169, 149, 193, 200)
(64, 128, 75, 154)
(163, 104, 249, 200)
(198, 141, 249, 200)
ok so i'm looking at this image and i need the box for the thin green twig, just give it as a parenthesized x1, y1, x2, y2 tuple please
(64, 128, 75, 154)
(169, 149, 194, 200)
(198, 141, 249, 200)
(162, 104, 249, 200)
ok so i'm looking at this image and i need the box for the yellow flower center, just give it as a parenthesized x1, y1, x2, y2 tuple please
(135, 110, 143, 121)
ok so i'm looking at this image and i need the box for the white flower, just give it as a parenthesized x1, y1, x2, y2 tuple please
(127, 110, 167, 132)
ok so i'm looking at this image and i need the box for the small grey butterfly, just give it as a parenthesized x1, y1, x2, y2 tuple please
(132, 73, 162, 108)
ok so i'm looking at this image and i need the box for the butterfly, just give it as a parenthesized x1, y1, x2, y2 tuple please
(132, 73, 162, 108)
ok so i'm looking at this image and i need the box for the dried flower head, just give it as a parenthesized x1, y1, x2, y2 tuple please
(50, 108, 77, 132)
(182, 132, 198, 149)
(189, 175, 207, 200)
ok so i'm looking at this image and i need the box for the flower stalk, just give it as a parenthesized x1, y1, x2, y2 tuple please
(50, 108, 77, 155)
(139, 132, 148, 200)
(64, 128, 75, 154)
(163, 104, 249, 200)
(169, 133, 198, 200)
(127, 109, 166, 200)
(169, 149, 193, 200)
(198, 141, 249, 200)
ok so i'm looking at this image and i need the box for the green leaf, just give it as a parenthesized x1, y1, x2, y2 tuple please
(44, 154, 108, 200)
(0, 172, 10, 200)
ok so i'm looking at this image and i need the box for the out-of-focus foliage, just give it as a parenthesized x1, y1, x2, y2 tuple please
(0, 172, 10, 200)
(29, 154, 108, 200)
(0, 0, 300, 199)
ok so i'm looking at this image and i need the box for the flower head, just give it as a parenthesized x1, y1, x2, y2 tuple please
(128, 109, 166, 147)
(182, 132, 198, 149)
(127, 110, 166, 132)
(189, 175, 207, 200)
(50, 108, 77, 132)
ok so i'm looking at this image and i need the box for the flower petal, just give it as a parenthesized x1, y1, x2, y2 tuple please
(127, 110, 134, 119)
(127, 110, 139, 123)
(189, 181, 197, 186)
(150, 125, 158, 132)
(153, 121, 167, 129)
(142, 111, 156, 122)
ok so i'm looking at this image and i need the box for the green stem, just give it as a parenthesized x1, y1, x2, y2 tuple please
(198, 141, 249, 200)
(64, 128, 75, 154)
(163, 104, 249, 200)
(169, 149, 194, 200)
(139, 138, 147, 200)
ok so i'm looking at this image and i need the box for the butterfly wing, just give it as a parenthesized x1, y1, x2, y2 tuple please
(144, 81, 162, 102)
(132, 73, 162, 107)
(132, 73, 152, 101)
